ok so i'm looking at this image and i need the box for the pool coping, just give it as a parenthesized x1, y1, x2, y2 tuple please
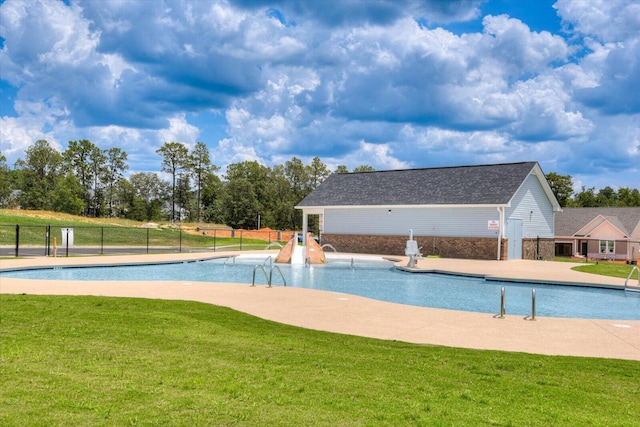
(1, 251, 639, 361)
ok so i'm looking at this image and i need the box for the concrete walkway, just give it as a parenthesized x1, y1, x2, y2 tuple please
(1, 252, 639, 361)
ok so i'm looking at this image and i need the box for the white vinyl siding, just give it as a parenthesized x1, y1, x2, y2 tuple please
(324, 207, 500, 238)
(506, 174, 555, 238)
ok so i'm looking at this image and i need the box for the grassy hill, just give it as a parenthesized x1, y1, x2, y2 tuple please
(0, 209, 273, 252)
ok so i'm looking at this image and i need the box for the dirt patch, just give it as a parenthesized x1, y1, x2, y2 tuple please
(198, 227, 296, 242)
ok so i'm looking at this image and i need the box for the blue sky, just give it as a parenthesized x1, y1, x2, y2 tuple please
(1, 0, 639, 190)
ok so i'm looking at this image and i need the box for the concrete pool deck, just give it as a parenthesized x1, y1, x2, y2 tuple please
(1, 252, 639, 361)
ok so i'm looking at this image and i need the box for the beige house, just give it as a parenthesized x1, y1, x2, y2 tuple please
(555, 207, 640, 262)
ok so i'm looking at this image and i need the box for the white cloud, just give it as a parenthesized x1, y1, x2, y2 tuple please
(480, 15, 569, 76)
(555, 0, 640, 43)
(157, 115, 201, 149)
(0, 0, 638, 188)
(0, 99, 70, 161)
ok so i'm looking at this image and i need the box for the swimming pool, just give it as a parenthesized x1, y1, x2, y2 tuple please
(2, 255, 639, 320)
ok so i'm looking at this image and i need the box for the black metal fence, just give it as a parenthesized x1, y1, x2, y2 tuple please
(0, 225, 288, 258)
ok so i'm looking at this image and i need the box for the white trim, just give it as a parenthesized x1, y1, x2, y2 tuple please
(297, 203, 510, 210)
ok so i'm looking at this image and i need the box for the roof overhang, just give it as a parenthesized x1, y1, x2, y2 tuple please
(296, 203, 510, 210)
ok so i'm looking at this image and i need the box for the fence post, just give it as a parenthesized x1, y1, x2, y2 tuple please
(65, 228, 70, 257)
(213, 229, 217, 252)
(101, 227, 104, 255)
(179, 227, 182, 253)
(45, 225, 51, 256)
(146, 228, 150, 254)
(15, 224, 19, 257)
(240, 229, 243, 251)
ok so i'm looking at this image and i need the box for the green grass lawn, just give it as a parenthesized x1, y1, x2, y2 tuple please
(1, 294, 639, 426)
(572, 262, 639, 280)
(555, 256, 639, 280)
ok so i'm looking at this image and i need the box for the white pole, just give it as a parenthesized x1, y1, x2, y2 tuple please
(497, 207, 504, 261)
(302, 211, 308, 260)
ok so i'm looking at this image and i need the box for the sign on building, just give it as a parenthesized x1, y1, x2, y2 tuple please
(487, 220, 500, 230)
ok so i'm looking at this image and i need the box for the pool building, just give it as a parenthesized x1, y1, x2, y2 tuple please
(296, 161, 561, 260)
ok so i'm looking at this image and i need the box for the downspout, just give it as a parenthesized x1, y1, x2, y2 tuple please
(497, 207, 505, 260)
(302, 210, 308, 261)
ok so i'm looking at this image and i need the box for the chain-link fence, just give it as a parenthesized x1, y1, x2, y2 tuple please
(0, 224, 292, 257)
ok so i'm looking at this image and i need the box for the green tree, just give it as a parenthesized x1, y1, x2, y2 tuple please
(223, 161, 272, 229)
(596, 186, 618, 207)
(89, 146, 107, 216)
(545, 172, 573, 207)
(157, 142, 189, 222)
(102, 148, 128, 217)
(128, 172, 169, 221)
(617, 187, 640, 207)
(63, 140, 102, 216)
(0, 151, 13, 208)
(307, 156, 330, 188)
(334, 165, 349, 174)
(572, 186, 598, 207)
(353, 165, 375, 172)
(284, 157, 310, 200)
(217, 178, 260, 229)
(190, 142, 219, 222)
(201, 172, 224, 223)
(51, 174, 85, 215)
(284, 157, 311, 228)
(15, 140, 63, 210)
(175, 173, 192, 221)
(270, 165, 297, 230)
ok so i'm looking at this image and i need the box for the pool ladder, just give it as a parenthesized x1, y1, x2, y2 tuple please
(251, 264, 286, 288)
(496, 287, 537, 320)
(624, 266, 639, 292)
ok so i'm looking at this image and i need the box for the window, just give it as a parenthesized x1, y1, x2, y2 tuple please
(599, 240, 615, 254)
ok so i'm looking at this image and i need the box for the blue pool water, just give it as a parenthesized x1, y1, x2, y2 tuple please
(2, 255, 639, 320)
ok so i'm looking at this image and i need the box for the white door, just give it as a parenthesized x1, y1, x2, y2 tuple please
(507, 219, 522, 260)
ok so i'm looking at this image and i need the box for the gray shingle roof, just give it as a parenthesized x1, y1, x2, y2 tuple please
(555, 207, 640, 237)
(297, 161, 539, 207)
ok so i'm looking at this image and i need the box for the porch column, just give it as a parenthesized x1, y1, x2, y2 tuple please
(302, 210, 309, 260)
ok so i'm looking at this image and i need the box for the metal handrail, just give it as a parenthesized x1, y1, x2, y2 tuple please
(263, 256, 273, 267)
(264, 242, 283, 250)
(269, 265, 287, 287)
(624, 266, 639, 291)
(251, 265, 269, 287)
(498, 287, 506, 318)
(528, 288, 536, 321)
(223, 256, 236, 266)
(321, 243, 338, 252)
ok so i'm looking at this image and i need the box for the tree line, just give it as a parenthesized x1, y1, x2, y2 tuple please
(544, 172, 640, 208)
(0, 140, 373, 230)
(1, 142, 637, 231)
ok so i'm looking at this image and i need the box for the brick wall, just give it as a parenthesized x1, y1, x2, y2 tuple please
(321, 234, 500, 260)
(522, 238, 554, 260)
(321, 234, 553, 260)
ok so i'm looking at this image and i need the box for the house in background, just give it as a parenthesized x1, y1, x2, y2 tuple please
(296, 162, 561, 260)
(554, 207, 640, 262)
